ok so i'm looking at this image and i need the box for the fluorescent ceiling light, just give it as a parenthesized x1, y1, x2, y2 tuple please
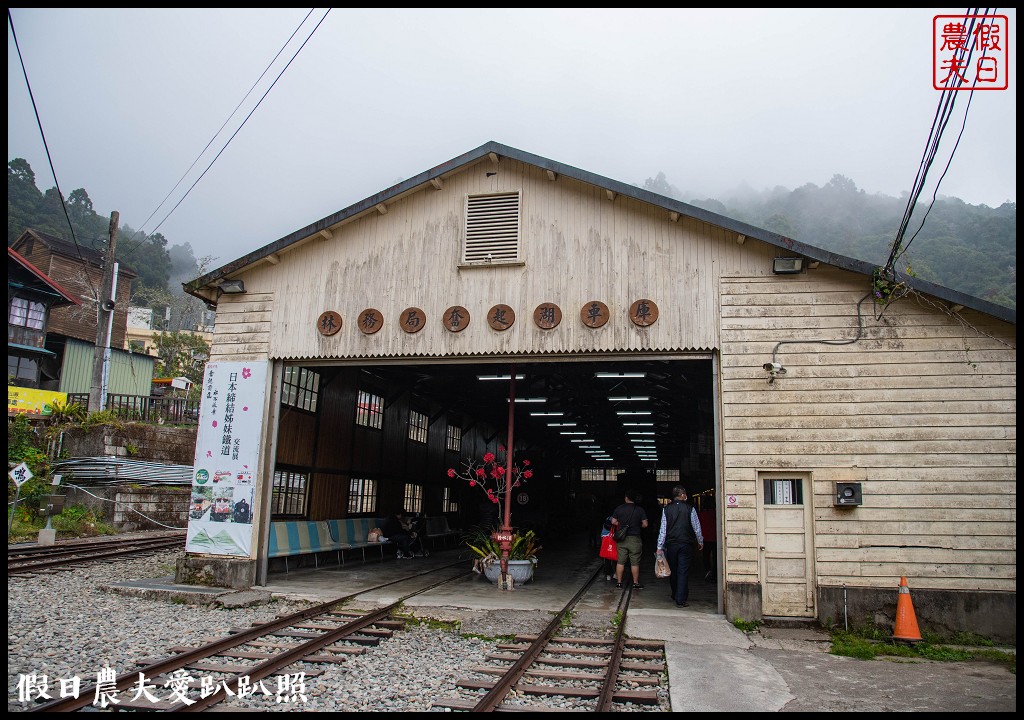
(595, 372, 647, 378)
(622, 422, 654, 426)
(477, 374, 525, 381)
(530, 411, 563, 416)
(546, 422, 577, 427)
(509, 397, 546, 403)
(559, 431, 585, 435)
(570, 439, 594, 443)
(608, 396, 650, 402)
(617, 411, 652, 416)
(579, 445, 601, 449)
(627, 431, 656, 435)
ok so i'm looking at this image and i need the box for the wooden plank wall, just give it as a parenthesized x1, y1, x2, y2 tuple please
(209, 293, 273, 361)
(233, 157, 773, 361)
(15, 246, 133, 347)
(720, 269, 1016, 592)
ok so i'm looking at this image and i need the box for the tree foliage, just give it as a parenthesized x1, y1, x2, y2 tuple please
(8, 158, 175, 297)
(8, 158, 216, 392)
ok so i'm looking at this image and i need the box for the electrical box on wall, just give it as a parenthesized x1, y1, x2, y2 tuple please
(834, 482, 863, 507)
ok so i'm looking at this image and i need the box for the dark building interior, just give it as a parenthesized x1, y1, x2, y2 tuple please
(273, 358, 716, 538)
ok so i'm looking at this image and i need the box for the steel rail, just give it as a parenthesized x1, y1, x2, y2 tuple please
(8, 538, 185, 574)
(28, 560, 469, 712)
(175, 568, 470, 712)
(471, 563, 604, 712)
(7, 531, 186, 556)
(8, 536, 183, 563)
(595, 584, 634, 711)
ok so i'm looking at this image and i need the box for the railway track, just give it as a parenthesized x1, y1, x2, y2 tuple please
(27, 559, 473, 712)
(8, 531, 186, 575)
(20, 555, 667, 712)
(433, 565, 666, 711)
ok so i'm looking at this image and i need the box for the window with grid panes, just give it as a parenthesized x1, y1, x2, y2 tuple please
(271, 469, 307, 516)
(442, 486, 459, 513)
(8, 297, 45, 329)
(408, 409, 428, 443)
(282, 367, 319, 412)
(356, 390, 384, 429)
(446, 423, 462, 452)
(656, 469, 680, 484)
(403, 483, 423, 513)
(348, 478, 377, 514)
(581, 468, 625, 482)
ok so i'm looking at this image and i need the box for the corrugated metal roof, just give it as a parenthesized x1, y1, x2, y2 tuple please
(53, 457, 192, 486)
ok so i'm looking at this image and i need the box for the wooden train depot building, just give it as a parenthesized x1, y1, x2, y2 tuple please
(182, 142, 1016, 642)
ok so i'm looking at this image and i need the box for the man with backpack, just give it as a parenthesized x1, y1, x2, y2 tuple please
(609, 489, 649, 589)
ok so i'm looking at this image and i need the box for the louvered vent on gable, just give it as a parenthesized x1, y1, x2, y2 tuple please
(463, 191, 521, 264)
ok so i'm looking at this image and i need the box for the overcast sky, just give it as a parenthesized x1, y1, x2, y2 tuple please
(8, 8, 1017, 271)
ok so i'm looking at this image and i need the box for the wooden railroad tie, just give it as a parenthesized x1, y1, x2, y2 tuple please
(455, 679, 659, 704)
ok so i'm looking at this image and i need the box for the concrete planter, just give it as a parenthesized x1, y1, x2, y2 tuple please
(483, 558, 536, 584)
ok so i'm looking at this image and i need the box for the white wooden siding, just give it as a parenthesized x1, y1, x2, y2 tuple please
(720, 270, 1016, 592)
(209, 293, 273, 361)
(232, 157, 771, 360)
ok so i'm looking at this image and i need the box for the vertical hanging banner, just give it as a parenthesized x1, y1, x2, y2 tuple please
(185, 361, 268, 557)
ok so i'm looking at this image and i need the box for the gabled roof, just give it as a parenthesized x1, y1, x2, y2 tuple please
(185, 141, 1015, 324)
(7, 246, 80, 305)
(12, 228, 138, 278)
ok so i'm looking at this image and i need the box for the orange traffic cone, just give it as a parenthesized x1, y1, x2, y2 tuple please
(893, 576, 922, 642)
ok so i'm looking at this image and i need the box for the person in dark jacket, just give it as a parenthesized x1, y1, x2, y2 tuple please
(382, 511, 415, 559)
(656, 485, 704, 607)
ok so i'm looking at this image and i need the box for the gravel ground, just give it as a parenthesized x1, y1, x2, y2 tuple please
(8, 550, 669, 712)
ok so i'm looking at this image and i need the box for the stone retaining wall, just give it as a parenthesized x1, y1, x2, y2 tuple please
(65, 485, 190, 531)
(59, 423, 197, 464)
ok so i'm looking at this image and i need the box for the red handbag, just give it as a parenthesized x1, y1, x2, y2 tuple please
(599, 534, 618, 560)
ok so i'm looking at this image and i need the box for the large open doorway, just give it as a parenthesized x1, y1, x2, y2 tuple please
(264, 356, 719, 593)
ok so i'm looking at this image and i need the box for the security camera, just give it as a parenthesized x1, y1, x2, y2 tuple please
(762, 362, 786, 374)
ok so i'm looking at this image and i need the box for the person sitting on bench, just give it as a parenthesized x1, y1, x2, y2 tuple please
(382, 510, 415, 559)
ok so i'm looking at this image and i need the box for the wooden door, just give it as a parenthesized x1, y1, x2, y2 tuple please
(758, 475, 815, 617)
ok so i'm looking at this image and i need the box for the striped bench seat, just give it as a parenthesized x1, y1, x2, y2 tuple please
(268, 518, 412, 572)
(327, 518, 392, 562)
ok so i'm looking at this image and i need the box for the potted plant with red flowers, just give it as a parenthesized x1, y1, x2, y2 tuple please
(448, 447, 539, 583)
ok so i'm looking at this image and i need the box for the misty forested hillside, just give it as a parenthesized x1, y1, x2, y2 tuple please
(8, 158, 208, 304)
(644, 172, 1015, 310)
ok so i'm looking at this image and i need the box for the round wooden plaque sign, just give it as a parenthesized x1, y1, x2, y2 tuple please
(357, 308, 384, 335)
(400, 307, 426, 333)
(580, 301, 609, 328)
(629, 299, 659, 327)
(533, 303, 562, 330)
(317, 311, 342, 336)
(488, 304, 516, 331)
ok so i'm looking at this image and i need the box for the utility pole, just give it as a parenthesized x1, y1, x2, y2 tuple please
(88, 211, 119, 412)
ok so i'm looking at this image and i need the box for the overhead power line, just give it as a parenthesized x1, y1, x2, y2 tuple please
(883, 7, 996, 273)
(120, 8, 317, 258)
(122, 7, 332, 259)
(8, 9, 99, 299)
